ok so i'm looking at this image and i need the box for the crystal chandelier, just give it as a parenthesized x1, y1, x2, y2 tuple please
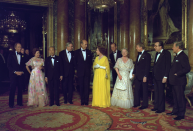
(80, 0, 124, 12)
(0, 12, 26, 33)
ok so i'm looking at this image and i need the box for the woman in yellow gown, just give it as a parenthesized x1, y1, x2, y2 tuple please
(92, 46, 111, 108)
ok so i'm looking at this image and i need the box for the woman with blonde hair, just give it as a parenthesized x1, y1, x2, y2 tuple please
(111, 48, 134, 109)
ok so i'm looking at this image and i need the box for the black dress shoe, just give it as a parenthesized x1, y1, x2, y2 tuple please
(173, 116, 184, 120)
(151, 108, 158, 111)
(155, 110, 164, 113)
(17, 104, 23, 106)
(133, 105, 139, 108)
(85, 103, 88, 105)
(64, 101, 67, 104)
(139, 106, 148, 110)
(56, 104, 60, 106)
(9, 105, 14, 108)
(166, 112, 178, 116)
(50, 104, 54, 106)
(69, 102, 73, 104)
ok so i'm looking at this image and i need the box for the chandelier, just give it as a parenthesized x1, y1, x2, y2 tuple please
(80, 0, 124, 12)
(0, 12, 26, 33)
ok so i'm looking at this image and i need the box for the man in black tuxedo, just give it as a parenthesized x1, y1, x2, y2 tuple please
(109, 43, 122, 87)
(45, 47, 62, 106)
(7, 43, 25, 108)
(152, 41, 171, 113)
(74, 40, 92, 105)
(133, 43, 151, 110)
(59, 42, 75, 104)
(167, 41, 190, 120)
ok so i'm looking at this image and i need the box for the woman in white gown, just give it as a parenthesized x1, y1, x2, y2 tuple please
(111, 48, 134, 109)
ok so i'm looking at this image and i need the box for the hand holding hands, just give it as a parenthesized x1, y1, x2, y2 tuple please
(94, 64, 100, 69)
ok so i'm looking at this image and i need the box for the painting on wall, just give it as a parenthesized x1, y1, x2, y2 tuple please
(147, 0, 182, 45)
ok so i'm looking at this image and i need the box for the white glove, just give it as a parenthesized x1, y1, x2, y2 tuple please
(94, 64, 100, 69)
(129, 68, 134, 79)
(99, 66, 106, 69)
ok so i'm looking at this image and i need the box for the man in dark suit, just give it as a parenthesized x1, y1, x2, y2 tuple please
(7, 43, 25, 108)
(109, 43, 122, 87)
(74, 40, 92, 105)
(59, 42, 75, 104)
(133, 43, 151, 110)
(167, 41, 190, 120)
(152, 41, 171, 113)
(45, 47, 62, 106)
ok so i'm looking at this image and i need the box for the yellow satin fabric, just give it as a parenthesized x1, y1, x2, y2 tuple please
(92, 56, 111, 108)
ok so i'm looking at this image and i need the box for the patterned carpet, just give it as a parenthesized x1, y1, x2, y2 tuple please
(0, 91, 193, 131)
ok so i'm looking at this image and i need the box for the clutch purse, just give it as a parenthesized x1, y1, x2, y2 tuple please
(115, 78, 127, 90)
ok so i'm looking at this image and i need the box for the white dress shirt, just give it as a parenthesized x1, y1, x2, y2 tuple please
(177, 50, 183, 56)
(15, 51, 21, 65)
(138, 50, 145, 61)
(113, 50, 117, 62)
(66, 49, 71, 62)
(51, 55, 55, 66)
(81, 48, 86, 61)
(156, 49, 163, 62)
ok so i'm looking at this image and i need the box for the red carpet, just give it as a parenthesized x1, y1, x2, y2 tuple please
(0, 91, 193, 131)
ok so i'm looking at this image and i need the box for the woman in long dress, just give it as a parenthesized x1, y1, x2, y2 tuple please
(111, 48, 134, 109)
(26, 48, 49, 107)
(92, 46, 111, 108)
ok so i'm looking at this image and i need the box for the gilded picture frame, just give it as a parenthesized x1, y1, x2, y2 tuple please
(143, 0, 188, 51)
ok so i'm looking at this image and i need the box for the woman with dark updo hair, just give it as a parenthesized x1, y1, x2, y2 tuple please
(92, 46, 111, 108)
(26, 48, 49, 107)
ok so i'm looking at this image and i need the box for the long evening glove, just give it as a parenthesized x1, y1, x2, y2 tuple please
(99, 66, 106, 69)
(94, 64, 100, 69)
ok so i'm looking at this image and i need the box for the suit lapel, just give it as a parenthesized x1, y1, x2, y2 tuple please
(156, 51, 165, 64)
(13, 53, 19, 65)
(138, 52, 145, 63)
(154, 52, 158, 64)
(49, 57, 54, 68)
(79, 49, 84, 60)
(64, 51, 69, 63)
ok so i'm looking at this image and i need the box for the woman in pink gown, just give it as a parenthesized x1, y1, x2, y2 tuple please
(26, 48, 49, 107)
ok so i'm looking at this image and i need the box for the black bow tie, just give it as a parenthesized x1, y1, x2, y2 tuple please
(113, 52, 116, 54)
(51, 57, 55, 59)
(68, 51, 71, 53)
(82, 50, 86, 52)
(16, 52, 22, 55)
(157, 52, 161, 54)
(138, 52, 142, 55)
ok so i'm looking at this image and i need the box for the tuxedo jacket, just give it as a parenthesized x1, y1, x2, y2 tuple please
(110, 50, 122, 67)
(45, 56, 61, 80)
(133, 51, 151, 80)
(74, 49, 92, 77)
(59, 50, 75, 77)
(169, 51, 190, 86)
(7, 51, 25, 78)
(153, 50, 171, 80)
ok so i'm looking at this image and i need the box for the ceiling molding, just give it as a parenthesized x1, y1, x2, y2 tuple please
(0, 0, 55, 7)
